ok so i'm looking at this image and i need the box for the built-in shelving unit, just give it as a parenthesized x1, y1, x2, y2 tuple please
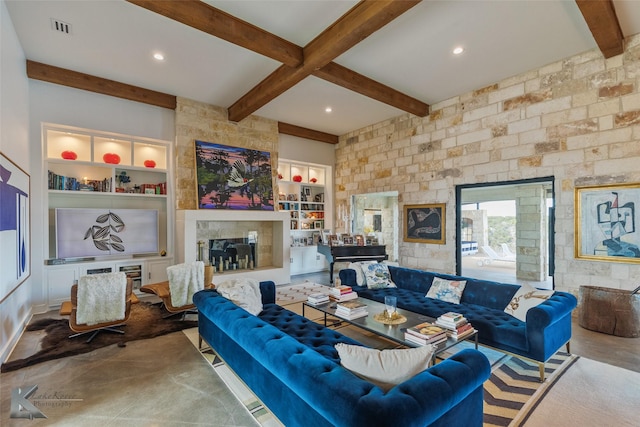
(277, 159, 333, 275)
(42, 123, 174, 306)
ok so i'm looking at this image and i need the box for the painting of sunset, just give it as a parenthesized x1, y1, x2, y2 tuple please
(195, 140, 274, 210)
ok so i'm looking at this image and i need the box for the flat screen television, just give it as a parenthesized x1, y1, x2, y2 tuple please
(55, 208, 159, 259)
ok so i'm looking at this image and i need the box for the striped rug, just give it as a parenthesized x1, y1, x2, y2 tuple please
(483, 351, 577, 427)
(276, 282, 330, 305)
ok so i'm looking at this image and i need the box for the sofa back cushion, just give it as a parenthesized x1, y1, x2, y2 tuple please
(387, 265, 521, 311)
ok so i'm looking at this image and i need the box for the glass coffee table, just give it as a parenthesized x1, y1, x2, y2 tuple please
(303, 297, 478, 362)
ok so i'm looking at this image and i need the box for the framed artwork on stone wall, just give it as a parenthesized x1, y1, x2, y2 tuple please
(575, 183, 640, 263)
(404, 203, 445, 244)
(194, 140, 274, 210)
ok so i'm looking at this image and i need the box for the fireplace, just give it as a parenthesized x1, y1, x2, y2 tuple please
(176, 210, 291, 284)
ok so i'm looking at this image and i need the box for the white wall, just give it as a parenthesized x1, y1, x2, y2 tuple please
(278, 134, 335, 167)
(0, 0, 31, 364)
(28, 81, 175, 313)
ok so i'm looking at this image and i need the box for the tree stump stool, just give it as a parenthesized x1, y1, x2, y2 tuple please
(578, 285, 640, 338)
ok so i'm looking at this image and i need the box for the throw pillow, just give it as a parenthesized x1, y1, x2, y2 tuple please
(425, 277, 467, 304)
(335, 343, 435, 392)
(348, 261, 377, 286)
(504, 284, 554, 322)
(363, 262, 397, 289)
(216, 278, 263, 315)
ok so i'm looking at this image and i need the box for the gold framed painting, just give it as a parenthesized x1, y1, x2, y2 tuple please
(575, 183, 640, 263)
(404, 203, 445, 244)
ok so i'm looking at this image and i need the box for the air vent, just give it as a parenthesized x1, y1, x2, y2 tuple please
(51, 18, 72, 35)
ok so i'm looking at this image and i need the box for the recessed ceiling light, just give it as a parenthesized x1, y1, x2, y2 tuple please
(452, 46, 464, 55)
(153, 52, 165, 61)
(325, 107, 332, 113)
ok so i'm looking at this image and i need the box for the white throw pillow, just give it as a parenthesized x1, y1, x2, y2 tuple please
(504, 283, 553, 322)
(348, 260, 377, 286)
(216, 278, 263, 315)
(335, 343, 435, 392)
(425, 277, 467, 304)
(363, 262, 397, 289)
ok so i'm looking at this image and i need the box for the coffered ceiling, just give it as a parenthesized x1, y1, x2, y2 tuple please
(5, 1, 640, 142)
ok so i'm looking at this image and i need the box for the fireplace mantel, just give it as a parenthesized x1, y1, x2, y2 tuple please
(176, 209, 291, 284)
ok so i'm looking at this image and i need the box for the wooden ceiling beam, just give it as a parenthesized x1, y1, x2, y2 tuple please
(229, 0, 421, 122)
(278, 122, 339, 145)
(126, 0, 303, 67)
(313, 62, 429, 116)
(26, 60, 177, 109)
(576, 0, 624, 58)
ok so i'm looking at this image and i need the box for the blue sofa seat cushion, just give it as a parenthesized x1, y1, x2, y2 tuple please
(259, 303, 363, 363)
(353, 286, 528, 352)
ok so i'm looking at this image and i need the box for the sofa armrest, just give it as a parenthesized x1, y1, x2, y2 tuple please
(339, 268, 357, 286)
(526, 291, 577, 328)
(259, 281, 276, 305)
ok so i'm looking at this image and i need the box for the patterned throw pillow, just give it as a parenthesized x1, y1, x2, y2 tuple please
(363, 263, 397, 289)
(504, 284, 553, 322)
(425, 277, 467, 304)
(348, 260, 378, 286)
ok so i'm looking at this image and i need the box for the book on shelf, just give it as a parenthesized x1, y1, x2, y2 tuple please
(329, 291, 358, 302)
(307, 292, 330, 305)
(404, 332, 447, 346)
(405, 321, 447, 341)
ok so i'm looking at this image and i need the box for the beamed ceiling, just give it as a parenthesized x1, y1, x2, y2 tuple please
(6, 0, 640, 144)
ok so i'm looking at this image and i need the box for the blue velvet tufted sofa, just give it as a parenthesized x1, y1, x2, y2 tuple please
(339, 265, 577, 380)
(194, 281, 491, 427)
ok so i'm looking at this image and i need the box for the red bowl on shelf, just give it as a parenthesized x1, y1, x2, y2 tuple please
(278, 173, 283, 180)
(310, 177, 317, 183)
(61, 150, 77, 160)
(292, 175, 302, 182)
(144, 159, 156, 168)
(103, 153, 121, 164)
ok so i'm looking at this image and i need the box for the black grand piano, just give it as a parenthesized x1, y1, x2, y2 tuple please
(317, 244, 388, 284)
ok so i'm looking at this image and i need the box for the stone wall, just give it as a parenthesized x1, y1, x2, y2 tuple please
(335, 34, 640, 295)
(174, 97, 279, 210)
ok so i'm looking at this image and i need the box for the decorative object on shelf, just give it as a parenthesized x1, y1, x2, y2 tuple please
(195, 140, 274, 210)
(404, 203, 446, 244)
(292, 175, 302, 182)
(278, 173, 283, 180)
(103, 153, 121, 164)
(117, 170, 130, 187)
(143, 159, 156, 168)
(61, 150, 77, 160)
(310, 177, 317, 183)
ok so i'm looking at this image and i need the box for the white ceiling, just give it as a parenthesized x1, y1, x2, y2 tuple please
(5, 0, 640, 137)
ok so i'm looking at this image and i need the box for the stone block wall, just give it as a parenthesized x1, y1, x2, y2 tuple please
(335, 34, 640, 295)
(174, 97, 279, 210)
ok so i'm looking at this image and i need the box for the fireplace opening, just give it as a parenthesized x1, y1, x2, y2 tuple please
(209, 238, 256, 272)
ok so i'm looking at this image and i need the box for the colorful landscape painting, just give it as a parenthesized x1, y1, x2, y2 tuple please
(195, 140, 274, 210)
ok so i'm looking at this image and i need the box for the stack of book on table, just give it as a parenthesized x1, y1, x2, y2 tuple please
(335, 300, 368, 320)
(404, 321, 448, 346)
(328, 285, 358, 302)
(435, 312, 476, 341)
(306, 292, 330, 305)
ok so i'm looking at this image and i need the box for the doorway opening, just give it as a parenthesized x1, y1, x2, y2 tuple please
(456, 177, 554, 289)
(351, 191, 399, 262)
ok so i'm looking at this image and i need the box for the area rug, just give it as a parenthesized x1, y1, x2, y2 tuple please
(276, 282, 330, 305)
(483, 352, 576, 427)
(1, 302, 198, 373)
